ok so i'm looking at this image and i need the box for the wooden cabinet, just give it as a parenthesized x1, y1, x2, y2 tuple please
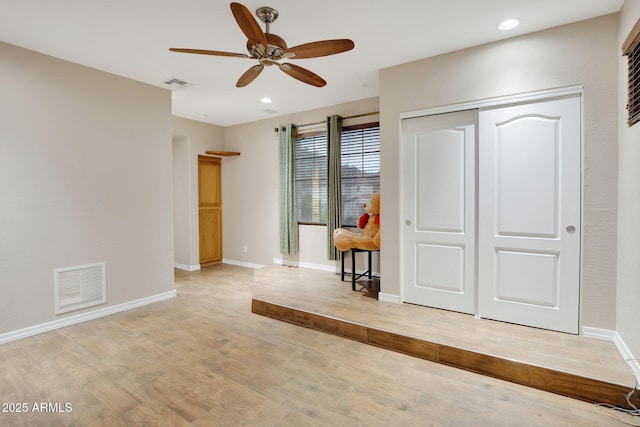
(198, 155, 222, 265)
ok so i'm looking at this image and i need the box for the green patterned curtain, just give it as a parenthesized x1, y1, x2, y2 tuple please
(279, 123, 298, 254)
(326, 115, 343, 260)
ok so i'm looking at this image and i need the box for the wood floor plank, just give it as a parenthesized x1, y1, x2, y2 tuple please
(0, 264, 633, 426)
(530, 366, 640, 408)
(367, 328, 439, 361)
(253, 265, 639, 410)
(253, 265, 634, 387)
(439, 344, 533, 385)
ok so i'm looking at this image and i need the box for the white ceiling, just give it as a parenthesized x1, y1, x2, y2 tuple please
(0, 0, 624, 126)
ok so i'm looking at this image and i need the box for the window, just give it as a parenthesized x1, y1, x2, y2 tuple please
(340, 125, 381, 226)
(295, 132, 327, 223)
(623, 18, 640, 127)
(294, 122, 380, 225)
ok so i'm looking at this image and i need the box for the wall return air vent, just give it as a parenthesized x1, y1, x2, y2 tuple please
(162, 77, 192, 90)
(54, 262, 107, 314)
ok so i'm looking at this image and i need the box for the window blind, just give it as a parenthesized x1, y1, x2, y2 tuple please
(341, 125, 381, 226)
(295, 132, 327, 223)
(623, 18, 640, 127)
(627, 46, 640, 126)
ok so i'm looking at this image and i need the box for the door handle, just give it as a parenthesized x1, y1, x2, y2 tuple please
(405, 219, 412, 226)
(566, 225, 576, 234)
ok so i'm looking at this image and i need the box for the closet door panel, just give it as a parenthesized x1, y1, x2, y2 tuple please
(401, 110, 477, 314)
(478, 96, 581, 334)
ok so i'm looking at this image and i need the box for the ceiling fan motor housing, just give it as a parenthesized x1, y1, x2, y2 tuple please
(248, 33, 286, 65)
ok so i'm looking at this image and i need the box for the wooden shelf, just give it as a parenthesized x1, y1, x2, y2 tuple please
(205, 151, 240, 157)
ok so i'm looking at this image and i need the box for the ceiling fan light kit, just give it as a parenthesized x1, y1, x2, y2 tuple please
(169, 2, 354, 88)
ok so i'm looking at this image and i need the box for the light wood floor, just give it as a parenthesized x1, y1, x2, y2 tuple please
(0, 264, 635, 426)
(253, 265, 636, 388)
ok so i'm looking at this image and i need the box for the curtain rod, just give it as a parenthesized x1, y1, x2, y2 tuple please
(296, 111, 379, 129)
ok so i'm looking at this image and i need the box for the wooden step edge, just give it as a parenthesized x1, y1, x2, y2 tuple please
(251, 298, 639, 409)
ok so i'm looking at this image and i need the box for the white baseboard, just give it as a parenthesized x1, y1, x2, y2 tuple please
(614, 333, 640, 388)
(378, 293, 401, 304)
(581, 326, 617, 341)
(0, 290, 177, 345)
(583, 326, 640, 387)
(222, 259, 266, 269)
(299, 262, 338, 273)
(273, 258, 295, 267)
(174, 263, 200, 271)
(272, 258, 337, 272)
(274, 257, 381, 274)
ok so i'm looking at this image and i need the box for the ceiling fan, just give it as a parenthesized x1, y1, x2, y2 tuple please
(169, 2, 354, 88)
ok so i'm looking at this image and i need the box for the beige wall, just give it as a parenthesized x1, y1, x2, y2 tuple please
(172, 135, 191, 267)
(379, 15, 619, 329)
(223, 98, 379, 268)
(0, 41, 174, 334)
(171, 117, 225, 269)
(617, 1, 640, 364)
(1, 10, 629, 342)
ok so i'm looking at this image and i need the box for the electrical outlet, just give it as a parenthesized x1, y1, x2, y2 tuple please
(243, 245, 248, 253)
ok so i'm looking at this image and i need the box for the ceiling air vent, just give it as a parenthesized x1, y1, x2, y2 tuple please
(163, 78, 192, 90)
(54, 262, 107, 314)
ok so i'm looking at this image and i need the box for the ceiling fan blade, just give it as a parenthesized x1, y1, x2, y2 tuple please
(279, 63, 326, 87)
(283, 39, 355, 59)
(169, 48, 250, 58)
(236, 64, 264, 87)
(230, 2, 268, 49)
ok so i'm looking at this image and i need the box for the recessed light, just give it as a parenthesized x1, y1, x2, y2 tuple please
(499, 18, 520, 31)
(261, 97, 272, 104)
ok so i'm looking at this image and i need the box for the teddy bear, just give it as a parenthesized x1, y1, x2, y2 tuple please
(333, 191, 380, 251)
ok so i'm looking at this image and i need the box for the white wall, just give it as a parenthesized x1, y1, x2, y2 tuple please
(171, 117, 225, 269)
(379, 15, 619, 330)
(0, 41, 174, 334)
(616, 1, 640, 367)
(222, 98, 379, 267)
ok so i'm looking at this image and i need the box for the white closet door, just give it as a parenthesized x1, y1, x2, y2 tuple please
(478, 96, 581, 333)
(401, 110, 477, 314)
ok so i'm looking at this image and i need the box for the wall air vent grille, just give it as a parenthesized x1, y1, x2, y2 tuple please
(54, 262, 107, 314)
